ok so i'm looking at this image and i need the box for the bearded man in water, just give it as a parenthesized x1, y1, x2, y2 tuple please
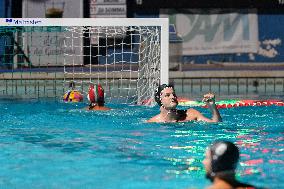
(147, 84, 222, 123)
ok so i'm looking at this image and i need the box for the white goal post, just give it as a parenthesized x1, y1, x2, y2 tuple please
(0, 18, 169, 105)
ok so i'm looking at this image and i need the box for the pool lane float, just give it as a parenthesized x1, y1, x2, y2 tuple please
(178, 98, 284, 109)
(63, 90, 83, 102)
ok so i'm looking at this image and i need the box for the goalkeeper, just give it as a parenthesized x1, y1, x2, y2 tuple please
(147, 84, 222, 123)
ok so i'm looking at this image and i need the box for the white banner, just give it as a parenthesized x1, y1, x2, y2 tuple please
(90, 0, 127, 18)
(90, 0, 126, 4)
(22, 0, 83, 18)
(22, 0, 83, 66)
(161, 9, 259, 55)
(90, 5, 127, 16)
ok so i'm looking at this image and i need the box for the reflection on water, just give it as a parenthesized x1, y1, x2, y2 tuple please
(5, 129, 92, 153)
(0, 100, 283, 189)
(161, 114, 284, 188)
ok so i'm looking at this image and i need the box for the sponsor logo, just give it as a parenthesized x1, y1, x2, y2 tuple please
(5, 18, 42, 25)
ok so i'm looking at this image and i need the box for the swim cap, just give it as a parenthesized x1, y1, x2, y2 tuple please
(63, 90, 83, 102)
(154, 84, 175, 106)
(209, 141, 239, 174)
(87, 84, 104, 103)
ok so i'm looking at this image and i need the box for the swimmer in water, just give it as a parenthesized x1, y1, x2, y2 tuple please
(203, 141, 258, 189)
(63, 81, 83, 102)
(86, 84, 111, 111)
(147, 84, 222, 123)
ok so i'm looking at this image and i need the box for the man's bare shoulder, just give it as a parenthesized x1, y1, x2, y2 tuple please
(147, 114, 161, 123)
(186, 108, 201, 114)
(205, 186, 215, 189)
(99, 106, 111, 110)
(205, 186, 227, 189)
(86, 106, 111, 111)
(185, 108, 201, 120)
(205, 182, 232, 189)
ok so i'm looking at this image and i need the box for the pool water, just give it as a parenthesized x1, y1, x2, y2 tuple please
(0, 99, 283, 189)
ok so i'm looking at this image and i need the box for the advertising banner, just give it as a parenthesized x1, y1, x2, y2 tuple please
(90, 0, 127, 18)
(89, 0, 127, 46)
(90, 5, 127, 18)
(92, 0, 126, 4)
(161, 9, 259, 55)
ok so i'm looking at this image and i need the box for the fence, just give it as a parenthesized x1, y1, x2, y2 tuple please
(1, 75, 284, 100)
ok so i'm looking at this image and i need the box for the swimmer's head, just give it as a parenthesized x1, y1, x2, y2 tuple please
(87, 84, 105, 105)
(154, 84, 178, 108)
(63, 90, 83, 102)
(203, 141, 239, 181)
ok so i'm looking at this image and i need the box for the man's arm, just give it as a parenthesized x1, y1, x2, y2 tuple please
(186, 93, 222, 123)
(186, 108, 221, 123)
(203, 93, 222, 122)
(205, 103, 222, 122)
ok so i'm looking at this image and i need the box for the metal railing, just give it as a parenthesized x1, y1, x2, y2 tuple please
(171, 77, 284, 99)
(1, 77, 284, 100)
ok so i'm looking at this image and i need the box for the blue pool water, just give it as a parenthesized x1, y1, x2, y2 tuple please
(0, 99, 283, 189)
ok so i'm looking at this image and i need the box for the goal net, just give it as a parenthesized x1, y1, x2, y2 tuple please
(0, 18, 169, 105)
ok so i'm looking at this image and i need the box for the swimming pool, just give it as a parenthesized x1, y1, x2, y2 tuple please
(0, 99, 283, 189)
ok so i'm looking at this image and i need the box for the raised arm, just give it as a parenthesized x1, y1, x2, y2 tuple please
(186, 93, 222, 123)
(202, 93, 222, 122)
